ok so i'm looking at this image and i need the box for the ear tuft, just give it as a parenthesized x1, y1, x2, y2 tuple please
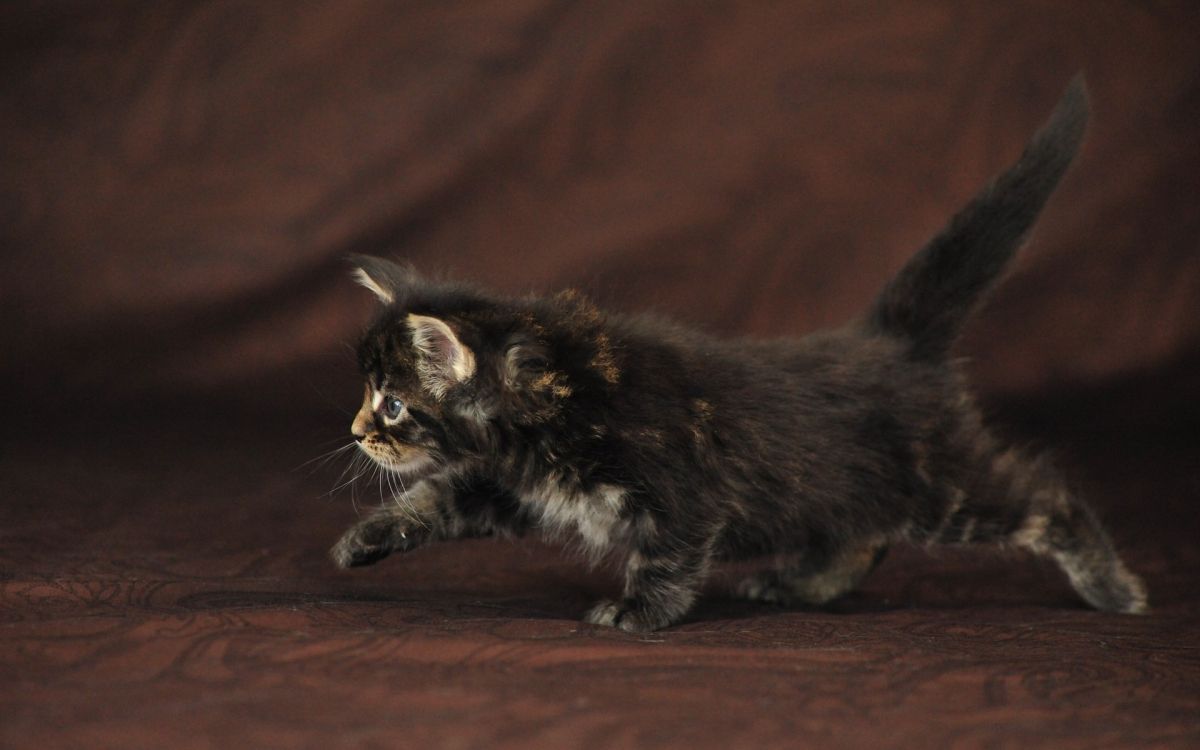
(408, 314, 475, 396)
(352, 267, 394, 304)
(349, 255, 420, 305)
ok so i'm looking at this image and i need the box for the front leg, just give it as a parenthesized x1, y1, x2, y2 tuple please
(330, 473, 525, 568)
(584, 519, 719, 632)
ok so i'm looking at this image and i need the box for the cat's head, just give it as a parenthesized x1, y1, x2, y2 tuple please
(346, 256, 600, 479)
(347, 256, 484, 478)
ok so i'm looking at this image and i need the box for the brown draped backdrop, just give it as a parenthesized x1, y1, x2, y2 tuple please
(2, 2, 1198, 747)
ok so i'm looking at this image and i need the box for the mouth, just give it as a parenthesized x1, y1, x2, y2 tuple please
(357, 441, 437, 478)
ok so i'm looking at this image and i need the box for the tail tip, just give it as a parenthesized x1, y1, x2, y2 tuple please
(1043, 73, 1091, 152)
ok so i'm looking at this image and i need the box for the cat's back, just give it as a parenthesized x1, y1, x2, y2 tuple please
(600, 311, 962, 449)
(685, 326, 962, 453)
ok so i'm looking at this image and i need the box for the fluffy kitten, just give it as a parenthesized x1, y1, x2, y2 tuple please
(330, 78, 1147, 631)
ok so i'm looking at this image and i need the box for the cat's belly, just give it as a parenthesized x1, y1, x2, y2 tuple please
(520, 479, 630, 559)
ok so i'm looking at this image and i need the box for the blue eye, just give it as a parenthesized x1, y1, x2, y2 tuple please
(383, 396, 404, 419)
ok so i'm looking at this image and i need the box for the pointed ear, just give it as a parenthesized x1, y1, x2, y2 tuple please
(408, 314, 475, 395)
(349, 255, 420, 305)
(503, 336, 550, 388)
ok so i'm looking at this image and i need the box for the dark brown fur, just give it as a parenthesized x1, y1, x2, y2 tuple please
(329, 78, 1147, 631)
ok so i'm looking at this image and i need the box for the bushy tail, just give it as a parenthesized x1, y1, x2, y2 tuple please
(867, 77, 1089, 360)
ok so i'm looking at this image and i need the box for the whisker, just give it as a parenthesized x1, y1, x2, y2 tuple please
(327, 453, 370, 498)
(349, 454, 364, 518)
(294, 442, 356, 473)
(385, 468, 402, 509)
(389, 465, 430, 531)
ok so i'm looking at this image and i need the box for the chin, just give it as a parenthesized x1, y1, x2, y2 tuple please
(374, 451, 438, 480)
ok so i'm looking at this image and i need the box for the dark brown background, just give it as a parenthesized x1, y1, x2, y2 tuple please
(2, 2, 1198, 748)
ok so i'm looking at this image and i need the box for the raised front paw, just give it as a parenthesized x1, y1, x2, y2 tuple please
(330, 516, 421, 569)
(582, 599, 665, 633)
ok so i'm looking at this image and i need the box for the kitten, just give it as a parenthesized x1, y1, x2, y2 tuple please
(330, 78, 1147, 631)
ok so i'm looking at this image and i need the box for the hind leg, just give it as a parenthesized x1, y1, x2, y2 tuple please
(1013, 493, 1147, 614)
(937, 446, 1147, 614)
(736, 538, 889, 606)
